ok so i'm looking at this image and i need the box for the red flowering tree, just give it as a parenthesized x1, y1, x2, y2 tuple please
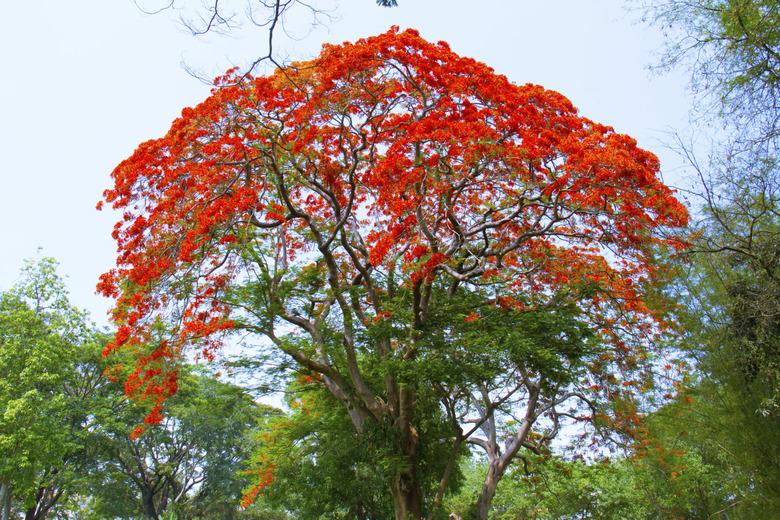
(99, 28, 687, 519)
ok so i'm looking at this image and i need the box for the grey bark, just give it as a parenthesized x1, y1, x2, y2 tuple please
(1, 482, 12, 520)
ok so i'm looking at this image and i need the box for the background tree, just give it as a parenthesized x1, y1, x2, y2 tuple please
(445, 444, 732, 519)
(639, 0, 780, 513)
(668, 176, 780, 514)
(0, 258, 104, 520)
(0, 257, 266, 519)
(86, 367, 261, 519)
(99, 28, 687, 518)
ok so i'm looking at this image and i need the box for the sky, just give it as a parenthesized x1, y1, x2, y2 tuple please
(0, 0, 692, 326)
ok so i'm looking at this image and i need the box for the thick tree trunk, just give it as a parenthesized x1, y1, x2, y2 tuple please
(473, 462, 502, 520)
(391, 383, 423, 520)
(390, 470, 424, 520)
(24, 505, 44, 520)
(0, 482, 11, 520)
(390, 426, 424, 520)
(25, 486, 46, 520)
(142, 491, 158, 519)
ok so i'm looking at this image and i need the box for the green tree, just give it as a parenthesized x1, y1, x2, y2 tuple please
(86, 368, 261, 519)
(445, 394, 745, 520)
(670, 197, 780, 514)
(640, 0, 780, 512)
(0, 258, 102, 520)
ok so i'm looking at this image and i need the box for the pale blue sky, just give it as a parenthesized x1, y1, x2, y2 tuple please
(0, 1, 692, 325)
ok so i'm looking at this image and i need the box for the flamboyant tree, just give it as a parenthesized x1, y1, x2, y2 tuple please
(99, 28, 688, 518)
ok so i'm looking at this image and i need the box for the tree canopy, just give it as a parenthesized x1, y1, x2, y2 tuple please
(0, 258, 269, 520)
(99, 27, 688, 518)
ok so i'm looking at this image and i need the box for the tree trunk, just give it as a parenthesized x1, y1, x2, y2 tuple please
(390, 430, 424, 520)
(473, 462, 502, 520)
(24, 505, 43, 520)
(25, 486, 44, 520)
(391, 380, 424, 520)
(0, 482, 11, 520)
(142, 490, 158, 519)
(24, 504, 37, 520)
(390, 470, 424, 520)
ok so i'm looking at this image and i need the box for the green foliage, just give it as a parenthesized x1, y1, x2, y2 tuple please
(240, 279, 661, 517)
(640, 0, 780, 514)
(0, 292, 73, 490)
(0, 257, 268, 519)
(446, 440, 740, 519)
(455, 458, 646, 520)
(248, 382, 416, 519)
(412, 288, 593, 388)
(663, 154, 780, 515)
(0, 257, 105, 517)
(641, 0, 780, 141)
(86, 368, 261, 519)
(674, 250, 780, 514)
(695, 169, 780, 412)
